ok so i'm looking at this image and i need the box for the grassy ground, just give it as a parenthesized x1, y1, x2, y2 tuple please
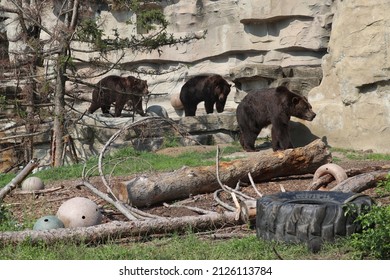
(0, 143, 389, 260)
(0, 233, 359, 260)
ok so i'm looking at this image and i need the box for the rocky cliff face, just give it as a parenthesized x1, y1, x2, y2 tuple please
(307, 0, 390, 152)
(77, 0, 330, 110)
(133, 0, 330, 99)
(1, 0, 390, 158)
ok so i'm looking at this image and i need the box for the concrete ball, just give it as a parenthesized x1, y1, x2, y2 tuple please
(21, 176, 44, 191)
(33, 215, 65, 230)
(170, 94, 184, 110)
(56, 197, 102, 228)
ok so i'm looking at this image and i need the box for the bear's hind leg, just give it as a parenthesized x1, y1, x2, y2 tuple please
(184, 106, 197, 116)
(240, 130, 258, 152)
(114, 100, 128, 117)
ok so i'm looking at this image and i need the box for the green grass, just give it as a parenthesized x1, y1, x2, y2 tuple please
(330, 147, 390, 161)
(0, 234, 357, 260)
(0, 144, 243, 187)
(1, 144, 389, 260)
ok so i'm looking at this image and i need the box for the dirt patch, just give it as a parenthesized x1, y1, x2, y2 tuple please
(2, 145, 390, 231)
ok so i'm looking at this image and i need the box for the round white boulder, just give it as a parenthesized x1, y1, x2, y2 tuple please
(21, 177, 44, 191)
(56, 197, 102, 228)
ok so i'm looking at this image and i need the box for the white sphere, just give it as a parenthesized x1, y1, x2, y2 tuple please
(21, 177, 44, 191)
(56, 197, 102, 228)
(170, 94, 184, 109)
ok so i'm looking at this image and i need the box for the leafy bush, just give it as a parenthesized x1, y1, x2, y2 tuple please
(349, 175, 390, 259)
(0, 204, 21, 231)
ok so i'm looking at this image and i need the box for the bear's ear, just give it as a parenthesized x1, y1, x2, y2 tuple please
(276, 86, 288, 93)
(292, 96, 300, 105)
(125, 76, 133, 84)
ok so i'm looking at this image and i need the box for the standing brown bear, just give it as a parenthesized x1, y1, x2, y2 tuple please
(179, 74, 231, 116)
(87, 75, 149, 117)
(236, 86, 316, 152)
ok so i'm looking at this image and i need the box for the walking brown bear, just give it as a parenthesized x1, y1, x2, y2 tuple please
(236, 86, 316, 152)
(179, 74, 231, 116)
(87, 75, 149, 117)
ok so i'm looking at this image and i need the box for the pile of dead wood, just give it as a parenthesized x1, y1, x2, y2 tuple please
(1, 136, 389, 246)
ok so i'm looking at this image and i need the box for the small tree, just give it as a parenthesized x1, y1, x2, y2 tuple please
(0, 0, 45, 166)
(0, 0, 199, 167)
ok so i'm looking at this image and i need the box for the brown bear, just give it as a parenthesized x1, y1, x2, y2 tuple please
(87, 75, 149, 117)
(179, 74, 231, 116)
(236, 86, 316, 152)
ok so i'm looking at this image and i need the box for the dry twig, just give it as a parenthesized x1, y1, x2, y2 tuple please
(14, 186, 64, 195)
(248, 172, 263, 197)
(0, 159, 40, 202)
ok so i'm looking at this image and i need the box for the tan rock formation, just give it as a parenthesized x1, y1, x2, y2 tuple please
(2, 0, 390, 165)
(307, 0, 390, 152)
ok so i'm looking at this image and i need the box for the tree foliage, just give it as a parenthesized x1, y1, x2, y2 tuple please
(0, 0, 198, 169)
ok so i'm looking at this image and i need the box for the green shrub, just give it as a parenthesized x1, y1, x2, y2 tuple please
(349, 175, 390, 259)
(0, 204, 21, 231)
(350, 205, 390, 259)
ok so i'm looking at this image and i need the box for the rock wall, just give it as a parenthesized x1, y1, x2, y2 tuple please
(72, 0, 331, 116)
(307, 0, 390, 152)
(66, 0, 333, 160)
(2, 0, 390, 166)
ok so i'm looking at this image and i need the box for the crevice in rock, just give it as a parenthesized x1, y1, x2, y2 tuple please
(240, 15, 314, 25)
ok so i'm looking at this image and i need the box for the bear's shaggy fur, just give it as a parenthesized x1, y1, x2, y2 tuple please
(88, 75, 149, 117)
(179, 74, 231, 116)
(236, 86, 316, 151)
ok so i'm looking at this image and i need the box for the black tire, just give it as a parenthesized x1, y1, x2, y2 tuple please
(256, 191, 373, 251)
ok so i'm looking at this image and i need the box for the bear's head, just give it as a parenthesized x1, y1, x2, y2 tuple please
(277, 86, 316, 121)
(214, 78, 232, 113)
(126, 76, 149, 96)
(291, 95, 316, 121)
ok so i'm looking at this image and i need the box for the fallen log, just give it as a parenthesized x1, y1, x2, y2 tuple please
(239, 199, 257, 226)
(0, 212, 240, 246)
(309, 165, 390, 190)
(331, 170, 390, 193)
(113, 139, 331, 207)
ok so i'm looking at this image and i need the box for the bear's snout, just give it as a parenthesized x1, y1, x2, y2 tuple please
(306, 111, 316, 121)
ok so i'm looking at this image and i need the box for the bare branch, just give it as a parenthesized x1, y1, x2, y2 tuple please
(215, 145, 255, 201)
(0, 159, 40, 201)
(163, 203, 215, 215)
(248, 172, 263, 197)
(79, 180, 137, 221)
(14, 185, 64, 195)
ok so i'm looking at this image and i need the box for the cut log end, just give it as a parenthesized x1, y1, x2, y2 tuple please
(239, 200, 257, 226)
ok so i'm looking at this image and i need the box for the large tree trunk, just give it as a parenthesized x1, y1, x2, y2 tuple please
(51, 1, 79, 167)
(0, 212, 240, 246)
(52, 59, 66, 167)
(113, 139, 331, 207)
